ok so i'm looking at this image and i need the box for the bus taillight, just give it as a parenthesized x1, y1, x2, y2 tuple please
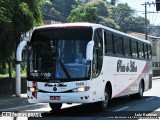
(32, 81, 37, 98)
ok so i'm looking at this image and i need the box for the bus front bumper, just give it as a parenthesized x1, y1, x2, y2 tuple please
(27, 91, 96, 103)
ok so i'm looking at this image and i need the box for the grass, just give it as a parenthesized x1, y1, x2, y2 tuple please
(0, 68, 27, 78)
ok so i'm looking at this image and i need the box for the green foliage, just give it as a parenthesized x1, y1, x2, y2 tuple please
(68, 5, 98, 23)
(119, 16, 146, 33)
(41, 0, 61, 19)
(68, 8, 82, 22)
(41, 0, 52, 13)
(97, 16, 120, 30)
(82, 6, 98, 22)
(0, 67, 27, 78)
(23, 0, 43, 26)
(86, 0, 109, 17)
(41, 0, 77, 21)
(0, 0, 13, 24)
(111, 3, 134, 24)
(52, 0, 77, 13)
(111, 0, 117, 6)
(68, 0, 120, 29)
(110, 3, 148, 32)
(0, 0, 43, 74)
(18, 2, 34, 33)
(68, 1, 149, 33)
(50, 7, 61, 18)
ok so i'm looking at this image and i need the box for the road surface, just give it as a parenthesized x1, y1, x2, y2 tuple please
(0, 79, 160, 120)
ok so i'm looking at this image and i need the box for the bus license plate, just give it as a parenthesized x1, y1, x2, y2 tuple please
(50, 96, 60, 100)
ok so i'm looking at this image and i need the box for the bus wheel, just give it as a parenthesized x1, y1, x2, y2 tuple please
(134, 81, 144, 99)
(49, 103, 62, 111)
(98, 87, 110, 111)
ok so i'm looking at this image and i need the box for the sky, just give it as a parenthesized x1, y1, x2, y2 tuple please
(110, 0, 160, 25)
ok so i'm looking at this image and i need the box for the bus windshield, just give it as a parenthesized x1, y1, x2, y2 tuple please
(27, 26, 92, 81)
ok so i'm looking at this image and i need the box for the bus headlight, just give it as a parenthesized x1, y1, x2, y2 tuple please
(72, 86, 90, 92)
(28, 87, 36, 92)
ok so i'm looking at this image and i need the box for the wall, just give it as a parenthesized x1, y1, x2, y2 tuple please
(153, 70, 160, 77)
(0, 78, 27, 95)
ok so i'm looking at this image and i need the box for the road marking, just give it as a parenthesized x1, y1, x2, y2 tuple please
(0, 103, 79, 112)
(145, 97, 155, 101)
(114, 106, 129, 112)
(0, 103, 48, 111)
(155, 108, 160, 111)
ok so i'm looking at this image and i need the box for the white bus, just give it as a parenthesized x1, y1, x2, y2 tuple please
(26, 23, 152, 111)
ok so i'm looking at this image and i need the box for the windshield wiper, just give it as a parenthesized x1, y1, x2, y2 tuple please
(58, 58, 71, 79)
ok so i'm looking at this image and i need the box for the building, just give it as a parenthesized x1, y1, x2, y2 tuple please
(79, 0, 92, 2)
(44, 20, 61, 25)
(148, 26, 160, 37)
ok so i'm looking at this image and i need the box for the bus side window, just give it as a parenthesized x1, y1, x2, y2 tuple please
(148, 45, 152, 60)
(105, 32, 113, 54)
(114, 35, 123, 55)
(131, 40, 138, 58)
(138, 42, 144, 59)
(144, 44, 148, 59)
(93, 29, 103, 78)
(124, 39, 131, 57)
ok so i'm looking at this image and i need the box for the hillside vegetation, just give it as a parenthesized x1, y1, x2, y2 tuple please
(41, 0, 149, 33)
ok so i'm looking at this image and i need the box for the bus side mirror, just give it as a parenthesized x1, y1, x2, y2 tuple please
(86, 41, 94, 61)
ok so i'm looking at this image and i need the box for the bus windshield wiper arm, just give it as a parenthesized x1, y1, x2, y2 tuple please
(58, 58, 71, 79)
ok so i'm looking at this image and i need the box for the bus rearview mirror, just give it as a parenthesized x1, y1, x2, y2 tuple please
(86, 41, 94, 61)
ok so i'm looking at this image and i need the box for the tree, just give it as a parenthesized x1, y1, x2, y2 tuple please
(41, 0, 52, 13)
(82, 6, 98, 22)
(41, 0, 62, 19)
(120, 16, 149, 33)
(41, 0, 77, 22)
(86, 0, 109, 17)
(0, 0, 43, 74)
(68, 8, 82, 22)
(52, 0, 77, 13)
(97, 16, 120, 30)
(111, 3, 134, 24)
(68, 5, 98, 23)
(52, 0, 77, 18)
(109, 3, 147, 33)
(111, 0, 118, 6)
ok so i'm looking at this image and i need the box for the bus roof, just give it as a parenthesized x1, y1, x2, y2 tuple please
(34, 23, 151, 44)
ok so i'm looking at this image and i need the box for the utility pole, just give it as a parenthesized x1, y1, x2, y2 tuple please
(142, 1, 159, 40)
(144, 2, 148, 40)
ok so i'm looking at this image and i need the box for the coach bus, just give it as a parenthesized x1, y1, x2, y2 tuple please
(26, 23, 152, 111)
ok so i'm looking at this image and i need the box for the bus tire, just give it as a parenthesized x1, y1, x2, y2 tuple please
(98, 87, 110, 111)
(135, 81, 144, 99)
(49, 103, 62, 111)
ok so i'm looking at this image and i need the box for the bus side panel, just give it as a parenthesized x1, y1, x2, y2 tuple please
(102, 56, 151, 99)
(144, 60, 152, 91)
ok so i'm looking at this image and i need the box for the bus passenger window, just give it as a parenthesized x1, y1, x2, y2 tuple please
(138, 42, 144, 59)
(131, 40, 138, 58)
(124, 39, 131, 57)
(144, 44, 148, 59)
(114, 35, 123, 55)
(105, 32, 113, 54)
(148, 45, 152, 59)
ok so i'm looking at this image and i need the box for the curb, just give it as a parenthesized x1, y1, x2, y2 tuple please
(0, 97, 27, 105)
(152, 77, 160, 80)
(0, 94, 27, 106)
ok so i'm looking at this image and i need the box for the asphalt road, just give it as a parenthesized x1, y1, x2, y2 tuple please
(0, 79, 160, 120)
